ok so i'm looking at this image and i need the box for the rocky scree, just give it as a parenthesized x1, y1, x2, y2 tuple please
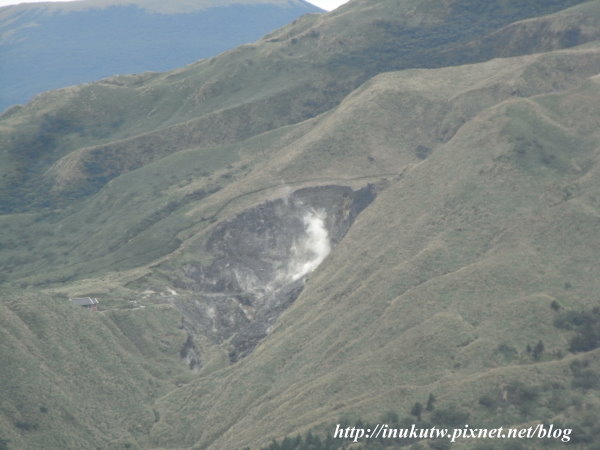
(171, 185, 376, 364)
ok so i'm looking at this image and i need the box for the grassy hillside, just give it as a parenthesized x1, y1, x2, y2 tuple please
(1, 0, 596, 214)
(0, 290, 192, 449)
(144, 49, 600, 449)
(2, 0, 599, 288)
(2, 1, 600, 449)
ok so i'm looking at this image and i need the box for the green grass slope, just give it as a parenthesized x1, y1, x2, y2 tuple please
(142, 49, 600, 448)
(3, 47, 600, 291)
(2, 1, 600, 290)
(2, 1, 600, 449)
(1, 0, 596, 214)
(0, 291, 192, 449)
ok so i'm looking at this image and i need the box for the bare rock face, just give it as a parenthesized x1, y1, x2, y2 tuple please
(172, 185, 376, 362)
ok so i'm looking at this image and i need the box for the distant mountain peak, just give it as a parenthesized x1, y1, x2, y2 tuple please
(0, 0, 322, 110)
(1, 0, 322, 14)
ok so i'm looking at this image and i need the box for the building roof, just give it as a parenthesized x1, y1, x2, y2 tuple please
(70, 297, 99, 306)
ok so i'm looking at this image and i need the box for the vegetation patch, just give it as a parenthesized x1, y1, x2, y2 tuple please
(554, 307, 600, 353)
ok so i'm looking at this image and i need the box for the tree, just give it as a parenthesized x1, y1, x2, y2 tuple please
(533, 340, 545, 360)
(411, 402, 423, 421)
(426, 393, 436, 411)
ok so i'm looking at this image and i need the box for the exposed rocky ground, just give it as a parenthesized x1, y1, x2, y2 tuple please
(169, 185, 376, 363)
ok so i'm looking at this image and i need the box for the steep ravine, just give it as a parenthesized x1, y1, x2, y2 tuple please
(167, 185, 376, 365)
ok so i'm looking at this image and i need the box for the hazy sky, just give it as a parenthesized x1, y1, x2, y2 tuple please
(0, 0, 351, 11)
(306, 0, 349, 9)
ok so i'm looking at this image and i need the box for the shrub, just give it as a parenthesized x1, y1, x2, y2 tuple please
(15, 421, 38, 431)
(479, 394, 498, 410)
(571, 360, 600, 390)
(551, 300, 561, 311)
(431, 407, 469, 427)
(554, 308, 600, 353)
(381, 411, 399, 424)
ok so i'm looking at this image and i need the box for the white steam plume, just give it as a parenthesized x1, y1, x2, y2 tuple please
(288, 209, 331, 281)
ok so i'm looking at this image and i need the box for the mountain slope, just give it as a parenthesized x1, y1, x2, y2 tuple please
(147, 48, 600, 448)
(0, 291, 193, 449)
(2, 1, 600, 291)
(0, 0, 322, 111)
(2, 1, 600, 449)
(2, 0, 597, 215)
